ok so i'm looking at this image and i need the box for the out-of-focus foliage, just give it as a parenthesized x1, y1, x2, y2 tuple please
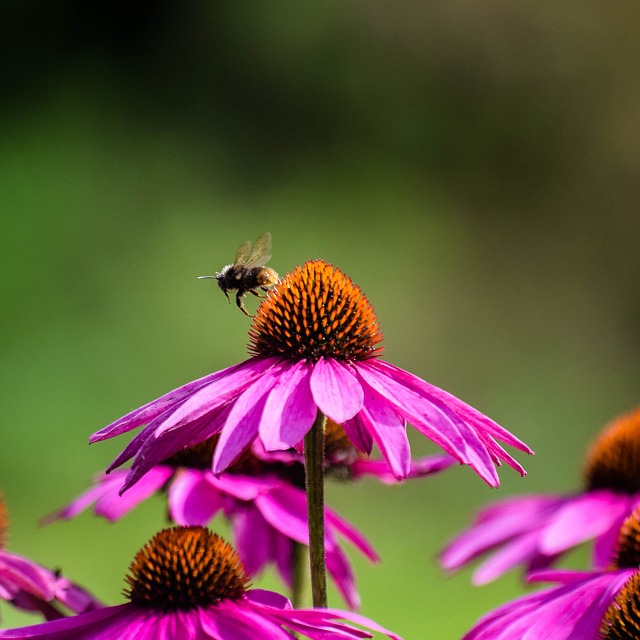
(1, 2, 639, 637)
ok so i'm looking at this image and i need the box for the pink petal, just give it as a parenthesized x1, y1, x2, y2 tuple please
(168, 470, 225, 526)
(212, 372, 276, 474)
(310, 359, 364, 424)
(259, 361, 317, 451)
(540, 491, 633, 555)
(153, 357, 278, 440)
(342, 414, 373, 454)
(89, 359, 252, 443)
(357, 392, 411, 479)
(231, 507, 279, 579)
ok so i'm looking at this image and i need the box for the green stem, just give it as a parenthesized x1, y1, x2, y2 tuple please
(304, 409, 328, 608)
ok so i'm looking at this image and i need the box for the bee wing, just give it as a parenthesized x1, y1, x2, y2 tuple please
(244, 231, 272, 267)
(234, 239, 252, 264)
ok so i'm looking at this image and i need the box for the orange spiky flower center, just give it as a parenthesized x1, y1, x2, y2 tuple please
(584, 408, 640, 494)
(248, 260, 383, 363)
(125, 527, 250, 611)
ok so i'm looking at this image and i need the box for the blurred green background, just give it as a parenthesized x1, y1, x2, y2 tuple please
(2, 1, 640, 637)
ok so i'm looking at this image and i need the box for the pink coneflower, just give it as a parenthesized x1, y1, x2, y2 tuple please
(92, 260, 531, 490)
(0, 526, 401, 640)
(441, 408, 640, 585)
(0, 495, 99, 620)
(46, 437, 378, 610)
(462, 507, 640, 640)
(49, 430, 453, 610)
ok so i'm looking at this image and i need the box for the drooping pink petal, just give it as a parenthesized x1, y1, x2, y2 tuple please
(231, 507, 280, 580)
(350, 454, 457, 484)
(0, 603, 138, 639)
(0, 553, 57, 601)
(325, 545, 360, 611)
(356, 362, 505, 485)
(167, 470, 225, 526)
(212, 367, 284, 474)
(462, 570, 632, 640)
(440, 495, 565, 572)
(540, 490, 634, 556)
(259, 361, 317, 451)
(342, 414, 373, 455)
(93, 467, 172, 521)
(356, 392, 410, 479)
(354, 364, 467, 463)
(120, 409, 227, 493)
(200, 600, 293, 640)
(89, 359, 253, 443)
(470, 533, 553, 586)
(207, 474, 281, 501)
(254, 486, 309, 546)
(153, 357, 279, 440)
(369, 359, 532, 454)
(309, 358, 364, 424)
(40, 473, 126, 525)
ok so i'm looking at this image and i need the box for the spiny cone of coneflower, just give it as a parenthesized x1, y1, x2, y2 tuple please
(125, 527, 250, 611)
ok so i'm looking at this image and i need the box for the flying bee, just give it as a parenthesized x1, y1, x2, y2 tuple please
(199, 232, 279, 316)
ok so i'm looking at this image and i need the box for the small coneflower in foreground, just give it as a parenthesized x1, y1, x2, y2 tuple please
(0, 526, 401, 640)
(0, 495, 99, 620)
(441, 408, 640, 585)
(45, 437, 381, 610)
(92, 260, 531, 489)
(462, 506, 640, 640)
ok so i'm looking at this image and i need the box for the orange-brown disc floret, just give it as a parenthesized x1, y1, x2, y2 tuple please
(248, 260, 383, 363)
(125, 527, 250, 611)
(584, 408, 640, 494)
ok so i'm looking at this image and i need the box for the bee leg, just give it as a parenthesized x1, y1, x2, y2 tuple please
(249, 289, 262, 298)
(236, 292, 252, 317)
(223, 290, 231, 305)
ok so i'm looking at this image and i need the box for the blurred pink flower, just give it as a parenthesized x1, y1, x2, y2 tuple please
(0, 497, 99, 621)
(92, 260, 531, 491)
(49, 433, 454, 610)
(441, 408, 640, 584)
(462, 505, 640, 639)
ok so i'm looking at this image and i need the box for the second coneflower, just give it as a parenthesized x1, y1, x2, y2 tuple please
(441, 408, 640, 585)
(92, 259, 531, 490)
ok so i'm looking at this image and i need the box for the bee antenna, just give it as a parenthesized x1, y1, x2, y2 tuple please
(198, 275, 217, 279)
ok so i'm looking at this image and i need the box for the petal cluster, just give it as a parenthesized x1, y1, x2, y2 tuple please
(47, 463, 378, 610)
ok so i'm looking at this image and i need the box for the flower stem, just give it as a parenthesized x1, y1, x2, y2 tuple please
(304, 409, 328, 608)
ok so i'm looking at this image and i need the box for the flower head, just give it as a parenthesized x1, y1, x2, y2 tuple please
(0, 494, 100, 621)
(92, 260, 531, 490)
(441, 408, 640, 585)
(462, 507, 640, 640)
(0, 526, 401, 640)
(46, 437, 382, 610)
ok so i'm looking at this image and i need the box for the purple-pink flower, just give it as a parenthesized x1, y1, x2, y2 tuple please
(441, 408, 640, 584)
(91, 260, 531, 492)
(48, 432, 454, 610)
(0, 496, 99, 621)
(462, 505, 640, 640)
(0, 526, 402, 640)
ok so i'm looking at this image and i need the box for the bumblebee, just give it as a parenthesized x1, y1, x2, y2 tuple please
(199, 232, 279, 316)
